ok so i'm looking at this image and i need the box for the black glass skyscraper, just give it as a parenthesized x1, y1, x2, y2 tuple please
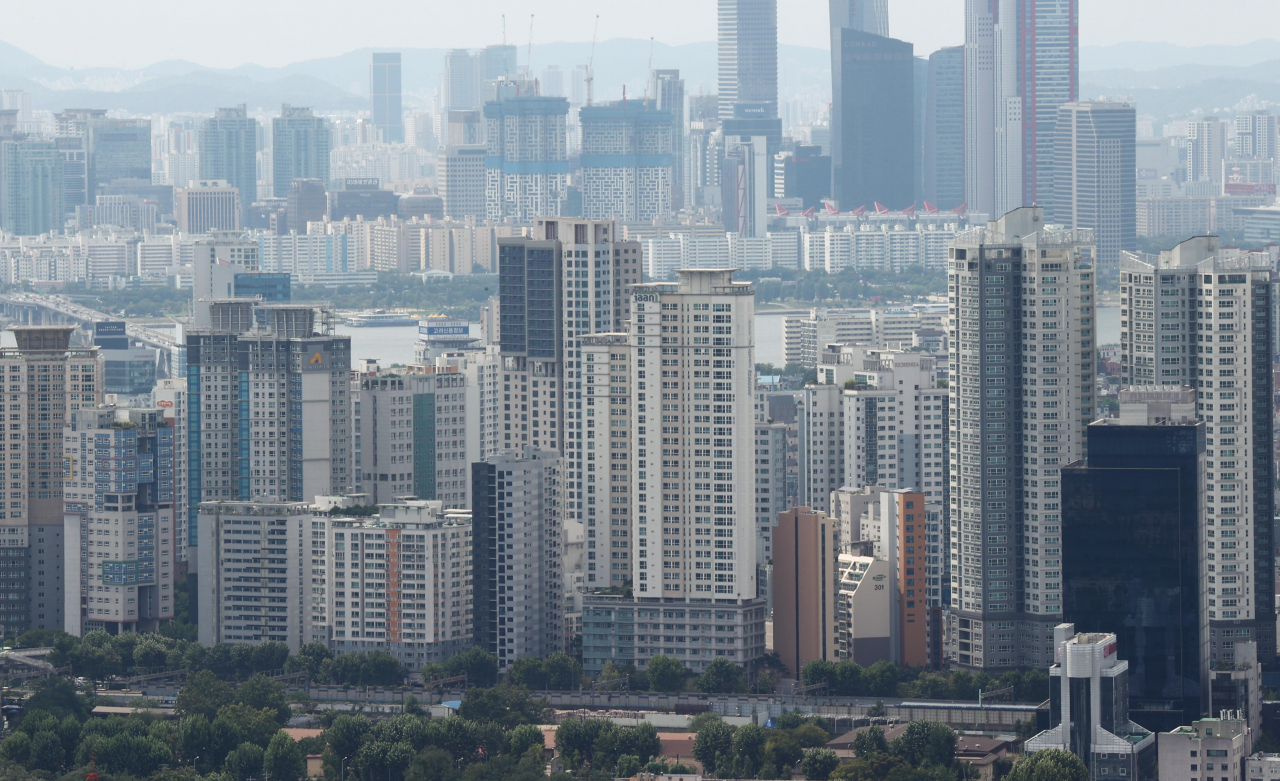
(830, 28, 915, 210)
(1062, 411, 1205, 732)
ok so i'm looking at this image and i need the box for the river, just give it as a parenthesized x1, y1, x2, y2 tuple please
(1, 307, 1123, 367)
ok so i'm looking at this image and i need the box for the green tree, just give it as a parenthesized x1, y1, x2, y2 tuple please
(284, 642, 333, 680)
(24, 677, 91, 721)
(889, 721, 957, 768)
(864, 660, 900, 697)
(441, 647, 499, 687)
(615, 755, 642, 778)
(264, 732, 305, 781)
(802, 748, 841, 781)
(177, 669, 235, 720)
(225, 742, 266, 781)
(645, 655, 687, 692)
(360, 651, 405, 687)
(507, 658, 548, 690)
(543, 653, 583, 690)
(691, 719, 735, 771)
(853, 725, 888, 756)
(216, 704, 283, 749)
(176, 714, 213, 769)
(801, 659, 839, 688)
(405, 747, 459, 781)
(1004, 749, 1089, 781)
(236, 674, 291, 724)
(0, 731, 31, 765)
(28, 731, 63, 773)
(731, 723, 769, 777)
(457, 684, 550, 728)
(508, 724, 545, 759)
(696, 659, 747, 694)
(324, 714, 372, 763)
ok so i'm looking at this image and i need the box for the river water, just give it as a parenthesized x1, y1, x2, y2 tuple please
(1, 308, 1123, 367)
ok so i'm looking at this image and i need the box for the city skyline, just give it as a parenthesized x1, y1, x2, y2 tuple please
(0, 0, 1276, 72)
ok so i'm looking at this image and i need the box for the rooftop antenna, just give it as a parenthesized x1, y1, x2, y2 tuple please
(586, 15, 599, 107)
(527, 14, 534, 81)
(502, 14, 506, 46)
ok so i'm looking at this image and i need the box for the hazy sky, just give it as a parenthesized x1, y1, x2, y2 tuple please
(5, 0, 1277, 69)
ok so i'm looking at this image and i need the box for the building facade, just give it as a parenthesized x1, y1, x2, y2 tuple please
(471, 448, 565, 669)
(272, 105, 331, 199)
(484, 97, 570, 221)
(1050, 102, 1137, 272)
(1119, 237, 1275, 664)
(717, 0, 779, 118)
(945, 207, 1097, 669)
(63, 406, 176, 636)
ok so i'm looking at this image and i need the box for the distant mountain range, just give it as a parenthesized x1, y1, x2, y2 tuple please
(2, 35, 1278, 119)
(0, 38, 829, 115)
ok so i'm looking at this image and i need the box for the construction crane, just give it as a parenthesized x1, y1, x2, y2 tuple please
(586, 15, 599, 107)
(527, 15, 534, 81)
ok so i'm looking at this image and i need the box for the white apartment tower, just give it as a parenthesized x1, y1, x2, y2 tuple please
(197, 501, 311, 650)
(630, 269, 762, 612)
(153, 379, 189, 565)
(498, 219, 642, 576)
(350, 363, 476, 508)
(1120, 236, 1276, 662)
(580, 334, 634, 588)
(1188, 120, 1227, 189)
(946, 207, 1097, 669)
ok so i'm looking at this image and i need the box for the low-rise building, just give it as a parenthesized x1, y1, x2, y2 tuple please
(1027, 624, 1157, 780)
(1160, 717, 1251, 781)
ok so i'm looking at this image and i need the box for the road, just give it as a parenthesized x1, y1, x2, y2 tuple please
(0, 293, 178, 349)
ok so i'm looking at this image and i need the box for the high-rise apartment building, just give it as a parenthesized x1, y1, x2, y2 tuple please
(498, 219, 641, 591)
(945, 207, 1097, 669)
(199, 105, 257, 220)
(1051, 102, 1137, 272)
(272, 105, 331, 199)
(649, 70, 687, 208)
(471, 448, 564, 669)
(923, 46, 965, 211)
(0, 326, 102, 633)
(830, 28, 915, 210)
(184, 301, 351, 553)
(1, 139, 65, 235)
(370, 53, 404, 143)
(580, 334, 635, 588)
(1235, 111, 1277, 161)
(773, 507, 839, 675)
(63, 406, 176, 637)
(197, 501, 311, 650)
(439, 145, 487, 220)
(966, 0, 1079, 215)
(580, 269, 770, 676)
(484, 96, 570, 220)
(1119, 236, 1275, 664)
(629, 269, 765, 641)
(322, 501, 474, 665)
(579, 104, 675, 221)
(153, 379, 190, 567)
(351, 363, 476, 507)
(717, 0, 779, 119)
(1187, 120, 1227, 190)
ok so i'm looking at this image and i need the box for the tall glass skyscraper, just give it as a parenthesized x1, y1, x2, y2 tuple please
(370, 53, 404, 143)
(966, 0, 1079, 215)
(88, 118, 151, 193)
(199, 104, 258, 218)
(717, 0, 778, 119)
(271, 104, 331, 198)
